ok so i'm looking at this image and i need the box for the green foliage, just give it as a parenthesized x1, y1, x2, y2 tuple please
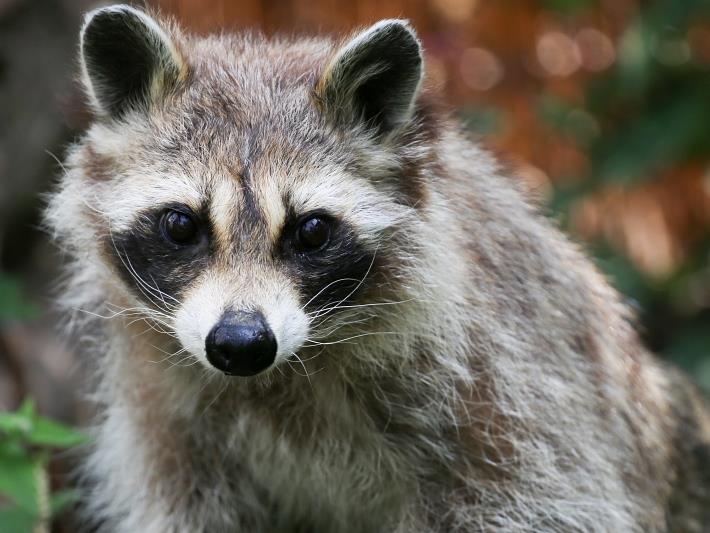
(0, 399, 87, 532)
(0, 275, 38, 320)
(542, 0, 596, 14)
(459, 105, 503, 136)
(536, 0, 710, 389)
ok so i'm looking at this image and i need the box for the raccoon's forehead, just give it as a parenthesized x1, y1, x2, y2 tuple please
(185, 34, 331, 94)
(85, 121, 401, 243)
(168, 37, 335, 143)
(81, 35, 406, 237)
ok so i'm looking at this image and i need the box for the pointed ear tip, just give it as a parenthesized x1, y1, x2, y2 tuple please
(81, 7, 101, 33)
(82, 4, 146, 30)
(370, 19, 422, 50)
(374, 18, 412, 26)
(373, 18, 416, 34)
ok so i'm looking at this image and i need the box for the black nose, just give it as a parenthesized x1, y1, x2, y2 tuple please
(205, 311, 277, 376)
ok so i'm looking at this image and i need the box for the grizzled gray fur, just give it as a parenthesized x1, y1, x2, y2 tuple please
(46, 4, 710, 532)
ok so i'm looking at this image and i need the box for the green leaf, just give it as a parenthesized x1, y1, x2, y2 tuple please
(0, 439, 24, 458)
(0, 450, 41, 513)
(27, 417, 88, 448)
(0, 413, 32, 436)
(1, 398, 87, 448)
(0, 505, 38, 533)
(0, 399, 35, 435)
(17, 399, 36, 419)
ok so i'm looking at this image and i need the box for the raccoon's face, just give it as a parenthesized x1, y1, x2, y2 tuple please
(70, 5, 426, 377)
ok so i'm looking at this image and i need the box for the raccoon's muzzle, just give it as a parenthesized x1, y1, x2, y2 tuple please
(205, 310, 277, 376)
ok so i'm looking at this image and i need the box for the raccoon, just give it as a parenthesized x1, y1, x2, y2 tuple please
(46, 4, 710, 532)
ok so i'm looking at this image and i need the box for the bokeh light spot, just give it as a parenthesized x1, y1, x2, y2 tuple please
(576, 28, 615, 72)
(536, 31, 581, 77)
(460, 47, 504, 91)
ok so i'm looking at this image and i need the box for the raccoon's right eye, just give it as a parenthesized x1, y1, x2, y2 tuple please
(296, 215, 331, 252)
(161, 209, 199, 245)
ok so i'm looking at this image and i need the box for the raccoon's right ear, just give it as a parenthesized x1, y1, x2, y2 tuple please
(315, 20, 423, 138)
(79, 4, 186, 119)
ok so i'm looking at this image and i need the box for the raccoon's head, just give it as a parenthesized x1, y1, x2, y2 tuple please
(54, 5, 440, 378)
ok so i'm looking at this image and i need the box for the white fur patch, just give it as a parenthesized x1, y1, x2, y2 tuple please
(288, 165, 410, 245)
(175, 270, 309, 372)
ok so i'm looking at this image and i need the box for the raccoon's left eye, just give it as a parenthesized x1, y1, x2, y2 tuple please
(161, 209, 199, 245)
(296, 216, 331, 251)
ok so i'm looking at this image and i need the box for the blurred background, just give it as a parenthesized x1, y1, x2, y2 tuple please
(1, 0, 710, 528)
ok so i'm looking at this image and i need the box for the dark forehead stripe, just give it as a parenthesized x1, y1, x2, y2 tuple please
(235, 163, 267, 236)
(230, 126, 270, 241)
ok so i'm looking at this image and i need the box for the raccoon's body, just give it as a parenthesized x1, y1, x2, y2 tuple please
(47, 5, 710, 532)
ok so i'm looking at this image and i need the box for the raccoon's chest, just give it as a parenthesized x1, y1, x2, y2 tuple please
(226, 408, 411, 531)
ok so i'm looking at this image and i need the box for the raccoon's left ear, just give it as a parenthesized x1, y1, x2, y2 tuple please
(315, 20, 423, 137)
(79, 5, 186, 119)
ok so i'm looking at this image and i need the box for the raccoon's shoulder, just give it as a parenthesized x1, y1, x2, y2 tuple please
(662, 366, 710, 531)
